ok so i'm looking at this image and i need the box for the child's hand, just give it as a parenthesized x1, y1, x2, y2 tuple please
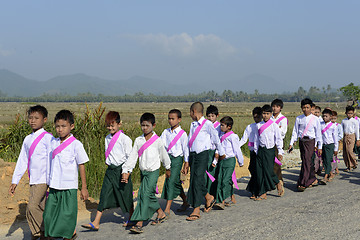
(356, 140, 360, 147)
(122, 173, 130, 183)
(334, 151, 338, 156)
(278, 155, 283, 161)
(219, 155, 226, 160)
(8, 184, 17, 196)
(182, 162, 189, 175)
(81, 188, 89, 201)
(317, 149, 322, 156)
(165, 169, 171, 178)
(211, 163, 216, 168)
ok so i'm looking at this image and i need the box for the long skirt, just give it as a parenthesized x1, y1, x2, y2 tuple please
(131, 169, 160, 221)
(298, 138, 317, 187)
(215, 157, 236, 203)
(246, 151, 258, 195)
(187, 150, 209, 208)
(343, 134, 357, 169)
(161, 155, 184, 200)
(206, 149, 217, 196)
(43, 188, 77, 239)
(255, 147, 279, 196)
(322, 143, 334, 175)
(97, 164, 133, 213)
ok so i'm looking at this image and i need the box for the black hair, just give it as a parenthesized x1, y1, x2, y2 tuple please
(105, 111, 121, 124)
(262, 104, 272, 113)
(315, 106, 321, 111)
(140, 112, 155, 125)
(310, 103, 315, 108)
(345, 106, 355, 113)
(220, 116, 233, 129)
(206, 105, 219, 116)
(322, 109, 333, 116)
(271, 99, 284, 109)
(190, 102, 204, 114)
(28, 105, 48, 118)
(252, 107, 262, 116)
(301, 98, 313, 107)
(169, 109, 182, 118)
(54, 110, 74, 125)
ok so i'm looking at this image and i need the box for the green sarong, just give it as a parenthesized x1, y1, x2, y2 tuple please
(322, 143, 335, 175)
(206, 149, 217, 196)
(255, 147, 279, 196)
(187, 150, 209, 208)
(131, 169, 160, 221)
(161, 155, 184, 200)
(246, 151, 257, 195)
(97, 164, 133, 213)
(43, 188, 77, 239)
(215, 157, 236, 203)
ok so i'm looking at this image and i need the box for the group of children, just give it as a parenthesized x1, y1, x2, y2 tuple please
(8, 99, 360, 238)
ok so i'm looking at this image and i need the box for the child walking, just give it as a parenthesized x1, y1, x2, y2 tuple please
(9, 105, 53, 240)
(331, 111, 343, 175)
(160, 109, 190, 216)
(121, 113, 171, 234)
(81, 111, 134, 231)
(289, 98, 322, 191)
(43, 110, 89, 240)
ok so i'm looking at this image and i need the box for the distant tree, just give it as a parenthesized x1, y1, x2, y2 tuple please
(340, 83, 360, 106)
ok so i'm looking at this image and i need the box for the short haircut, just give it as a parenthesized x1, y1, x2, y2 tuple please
(54, 110, 74, 125)
(271, 99, 284, 109)
(206, 105, 219, 116)
(346, 106, 355, 113)
(140, 112, 155, 125)
(220, 116, 233, 129)
(322, 109, 332, 116)
(332, 110, 338, 116)
(262, 104, 272, 113)
(105, 111, 120, 124)
(28, 105, 48, 118)
(190, 102, 204, 114)
(315, 106, 321, 111)
(252, 107, 262, 116)
(301, 98, 313, 107)
(169, 109, 182, 118)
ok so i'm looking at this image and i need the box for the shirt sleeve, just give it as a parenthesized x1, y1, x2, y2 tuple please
(46, 135, 54, 185)
(75, 141, 90, 165)
(274, 125, 284, 155)
(290, 117, 299, 146)
(123, 135, 133, 160)
(181, 133, 190, 162)
(253, 125, 259, 154)
(231, 135, 244, 166)
(333, 126, 339, 151)
(239, 125, 250, 147)
(209, 123, 225, 156)
(314, 119, 323, 149)
(280, 117, 288, 140)
(158, 139, 171, 169)
(122, 138, 139, 173)
(11, 140, 29, 185)
(355, 120, 360, 140)
(338, 125, 343, 140)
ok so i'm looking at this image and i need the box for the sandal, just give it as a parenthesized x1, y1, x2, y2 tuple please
(177, 203, 190, 212)
(70, 233, 78, 240)
(254, 195, 267, 201)
(224, 201, 235, 207)
(344, 168, 351, 172)
(164, 212, 170, 219)
(214, 203, 225, 210)
(81, 223, 99, 231)
(319, 179, 327, 185)
(151, 215, 166, 225)
(309, 180, 318, 187)
(130, 225, 143, 234)
(204, 198, 216, 213)
(186, 214, 201, 221)
(297, 186, 306, 192)
(122, 220, 136, 227)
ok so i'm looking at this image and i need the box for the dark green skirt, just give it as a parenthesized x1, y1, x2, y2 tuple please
(131, 169, 160, 221)
(161, 155, 184, 200)
(246, 151, 257, 195)
(97, 164, 133, 213)
(255, 147, 279, 196)
(215, 157, 236, 203)
(322, 143, 335, 175)
(206, 149, 217, 196)
(43, 188, 77, 239)
(187, 150, 209, 208)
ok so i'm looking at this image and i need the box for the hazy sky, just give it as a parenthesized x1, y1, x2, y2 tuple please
(0, 1, 359, 91)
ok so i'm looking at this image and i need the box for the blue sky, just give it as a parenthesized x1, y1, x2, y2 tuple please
(0, 0, 359, 92)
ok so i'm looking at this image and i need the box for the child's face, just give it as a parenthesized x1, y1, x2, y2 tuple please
(55, 119, 74, 140)
(330, 115, 337, 123)
(322, 113, 331, 123)
(220, 122, 231, 133)
(262, 112, 272, 122)
(314, 109, 321, 117)
(272, 105, 281, 115)
(253, 114, 262, 123)
(311, 106, 315, 114)
(346, 110, 354, 119)
(28, 111, 47, 132)
(106, 121, 121, 135)
(207, 113, 218, 123)
(302, 104, 312, 116)
(141, 120, 155, 135)
(168, 113, 181, 129)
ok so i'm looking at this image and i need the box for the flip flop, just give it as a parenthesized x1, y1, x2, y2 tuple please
(81, 223, 99, 231)
(130, 225, 143, 234)
(319, 179, 327, 185)
(151, 215, 167, 225)
(70, 233, 78, 240)
(254, 195, 267, 201)
(122, 220, 136, 227)
(297, 186, 306, 192)
(204, 198, 216, 213)
(214, 203, 225, 210)
(224, 201, 235, 207)
(177, 203, 190, 212)
(164, 212, 170, 219)
(186, 214, 201, 221)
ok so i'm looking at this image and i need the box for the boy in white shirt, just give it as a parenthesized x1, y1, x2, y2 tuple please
(331, 111, 343, 175)
(121, 113, 171, 233)
(160, 109, 189, 217)
(43, 110, 89, 240)
(81, 111, 134, 231)
(9, 105, 53, 240)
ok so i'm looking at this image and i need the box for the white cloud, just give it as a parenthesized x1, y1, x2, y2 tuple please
(125, 33, 238, 59)
(0, 45, 13, 57)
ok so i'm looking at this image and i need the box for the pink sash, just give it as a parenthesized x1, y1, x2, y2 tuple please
(301, 115, 316, 138)
(27, 131, 50, 179)
(105, 130, 123, 160)
(138, 134, 159, 157)
(275, 116, 287, 125)
(248, 141, 254, 147)
(275, 157, 282, 166)
(220, 131, 234, 143)
(355, 116, 359, 120)
(52, 136, 76, 159)
(232, 171, 239, 190)
(167, 129, 185, 152)
(321, 122, 333, 134)
(188, 119, 207, 148)
(213, 121, 220, 129)
(258, 120, 273, 135)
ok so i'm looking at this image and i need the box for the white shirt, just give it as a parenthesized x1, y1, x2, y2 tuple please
(188, 117, 225, 156)
(254, 120, 284, 155)
(290, 114, 323, 149)
(335, 122, 343, 141)
(321, 121, 339, 151)
(122, 132, 171, 173)
(49, 135, 89, 190)
(271, 113, 288, 140)
(160, 126, 189, 162)
(105, 132, 132, 166)
(219, 132, 244, 166)
(12, 128, 53, 185)
(210, 121, 221, 150)
(239, 123, 257, 151)
(342, 117, 360, 140)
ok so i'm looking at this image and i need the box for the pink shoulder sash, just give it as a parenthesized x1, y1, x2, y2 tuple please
(355, 116, 359, 120)
(220, 131, 234, 143)
(52, 136, 76, 159)
(275, 116, 287, 125)
(321, 122, 333, 134)
(167, 129, 185, 152)
(213, 121, 220, 129)
(138, 134, 159, 158)
(248, 141, 254, 147)
(301, 115, 316, 138)
(105, 130, 123, 160)
(28, 131, 50, 179)
(188, 119, 207, 149)
(258, 120, 273, 135)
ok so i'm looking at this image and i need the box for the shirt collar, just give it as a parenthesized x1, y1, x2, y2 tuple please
(31, 128, 45, 137)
